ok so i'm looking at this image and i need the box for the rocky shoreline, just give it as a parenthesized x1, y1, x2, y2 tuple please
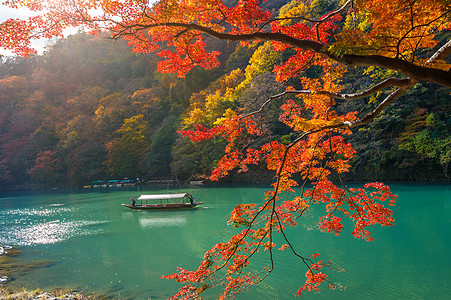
(0, 288, 98, 300)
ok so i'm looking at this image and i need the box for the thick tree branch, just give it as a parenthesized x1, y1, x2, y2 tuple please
(426, 39, 451, 64)
(348, 86, 412, 128)
(337, 53, 450, 87)
(132, 21, 450, 87)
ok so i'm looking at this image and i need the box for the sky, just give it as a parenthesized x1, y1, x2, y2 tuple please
(0, 4, 34, 22)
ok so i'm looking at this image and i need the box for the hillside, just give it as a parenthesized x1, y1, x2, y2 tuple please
(0, 31, 449, 190)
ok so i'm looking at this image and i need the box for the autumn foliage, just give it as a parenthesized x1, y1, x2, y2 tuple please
(1, 0, 450, 298)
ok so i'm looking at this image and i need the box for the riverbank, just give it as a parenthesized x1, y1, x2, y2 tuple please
(0, 287, 100, 300)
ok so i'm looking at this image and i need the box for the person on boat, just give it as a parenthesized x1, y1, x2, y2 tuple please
(131, 197, 136, 206)
(188, 195, 194, 205)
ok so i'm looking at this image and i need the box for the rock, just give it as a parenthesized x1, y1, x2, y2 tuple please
(35, 292, 51, 298)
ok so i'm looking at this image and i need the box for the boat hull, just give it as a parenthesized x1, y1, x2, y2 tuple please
(121, 202, 203, 210)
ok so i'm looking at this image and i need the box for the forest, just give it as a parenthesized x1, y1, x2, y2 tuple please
(0, 1, 449, 192)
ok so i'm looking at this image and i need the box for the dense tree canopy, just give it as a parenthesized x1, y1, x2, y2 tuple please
(1, 0, 450, 298)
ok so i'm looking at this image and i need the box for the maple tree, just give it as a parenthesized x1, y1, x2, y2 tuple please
(1, 0, 450, 298)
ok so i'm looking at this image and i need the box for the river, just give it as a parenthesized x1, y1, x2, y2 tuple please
(0, 184, 449, 299)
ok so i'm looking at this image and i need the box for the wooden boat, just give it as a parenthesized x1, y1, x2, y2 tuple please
(121, 193, 203, 210)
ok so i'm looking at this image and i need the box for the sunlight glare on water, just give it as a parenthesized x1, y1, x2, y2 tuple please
(0, 202, 108, 246)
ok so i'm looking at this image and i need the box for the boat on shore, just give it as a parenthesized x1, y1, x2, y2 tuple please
(121, 193, 203, 210)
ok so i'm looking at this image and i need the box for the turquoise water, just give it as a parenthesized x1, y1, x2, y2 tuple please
(0, 184, 450, 299)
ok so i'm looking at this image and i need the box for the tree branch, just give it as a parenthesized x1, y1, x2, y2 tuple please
(241, 77, 411, 121)
(426, 39, 451, 64)
(348, 86, 412, 128)
(131, 21, 450, 87)
(336, 53, 450, 87)
(258, 0, 352, 32)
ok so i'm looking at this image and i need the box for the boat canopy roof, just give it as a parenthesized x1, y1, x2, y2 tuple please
(137, 193, 189, 200)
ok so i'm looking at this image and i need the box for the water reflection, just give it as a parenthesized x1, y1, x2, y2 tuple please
(138, 216, 186, 229)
